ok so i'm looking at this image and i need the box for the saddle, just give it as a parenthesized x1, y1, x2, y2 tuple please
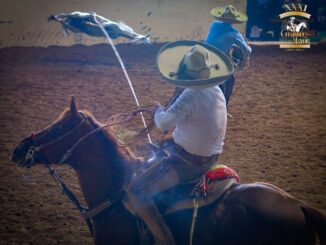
(155, 164, 240, 215)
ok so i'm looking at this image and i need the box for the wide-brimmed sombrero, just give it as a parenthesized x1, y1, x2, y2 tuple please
(211, 5, 247, 23)
(156, 40, 234, 89)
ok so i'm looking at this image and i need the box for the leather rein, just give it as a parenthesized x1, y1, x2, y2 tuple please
(23, 106, 154, 235)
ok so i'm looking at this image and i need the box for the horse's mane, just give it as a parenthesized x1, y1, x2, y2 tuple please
(80, 110, 138, 163)
(48, 107, 140, 182)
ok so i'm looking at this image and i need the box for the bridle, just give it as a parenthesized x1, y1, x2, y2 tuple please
(22, 113, 87, 168)
(22, 106, 154, 235)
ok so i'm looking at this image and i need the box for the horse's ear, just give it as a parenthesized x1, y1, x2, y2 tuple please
(70, 96, 78, 115)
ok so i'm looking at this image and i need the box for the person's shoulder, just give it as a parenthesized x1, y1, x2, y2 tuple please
(195, 86, 224, 102)
(227, 24, 239, 32)
(173, 88, 197, 107)
(183, 88, 197, 96)
(209, 21, 236, 33)
(233, 28, 246, 40)
(177, 88, 195, 99)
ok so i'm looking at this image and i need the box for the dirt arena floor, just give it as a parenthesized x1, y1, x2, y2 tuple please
(0, 43, 325, 244)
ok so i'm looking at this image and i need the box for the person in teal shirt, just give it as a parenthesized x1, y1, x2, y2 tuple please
(205, 5, 251, 106)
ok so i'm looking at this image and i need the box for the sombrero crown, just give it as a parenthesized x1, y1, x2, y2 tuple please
(156, 40, 234, 89)
(211, 5, 247, 23)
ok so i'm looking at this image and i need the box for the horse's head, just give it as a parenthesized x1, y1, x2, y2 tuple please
(12, 97, 87, 168)
(301, 22, 307, 30)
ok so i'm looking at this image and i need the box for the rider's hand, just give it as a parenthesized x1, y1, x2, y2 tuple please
(153, 101, 166, 111)
(151, 101, 165, 117)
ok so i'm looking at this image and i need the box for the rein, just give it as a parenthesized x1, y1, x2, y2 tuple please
(45, 164, 94, 234)
(46, 163, 124, 235)
(59, 108, 146, 164)
(24, 106, 154, 235)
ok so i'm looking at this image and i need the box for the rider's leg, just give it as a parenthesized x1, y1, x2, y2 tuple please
(222, 74, 235, 106)
(125, 160, 179, 245)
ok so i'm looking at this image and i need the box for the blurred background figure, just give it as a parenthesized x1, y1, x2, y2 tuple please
(205, 5, 251, 107)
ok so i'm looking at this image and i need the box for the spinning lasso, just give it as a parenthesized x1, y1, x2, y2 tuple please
(50, 12, 152, 142)
(92, 13, 152, 143)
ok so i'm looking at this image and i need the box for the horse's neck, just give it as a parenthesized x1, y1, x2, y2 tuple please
(296, 23, 304, 31)
(71, 131, 135, 208)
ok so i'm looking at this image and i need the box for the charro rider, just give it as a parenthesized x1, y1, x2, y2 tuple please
(126, 41, 233, 244)
(287, 17, 297, 32)
(205, 5, 251, 106)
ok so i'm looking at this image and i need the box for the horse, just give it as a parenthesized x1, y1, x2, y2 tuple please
(295, 22, 307, 32)
(11, 97, 326, 245)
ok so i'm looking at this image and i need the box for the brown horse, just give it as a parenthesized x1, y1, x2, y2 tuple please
(12, 98, 326, 245)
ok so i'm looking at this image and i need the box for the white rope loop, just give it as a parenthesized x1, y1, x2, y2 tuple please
(92, 13, 152, 143)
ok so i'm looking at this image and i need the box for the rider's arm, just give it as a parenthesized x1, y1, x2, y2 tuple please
(154, 89, 193, 131)
(234, 31, 252, 55)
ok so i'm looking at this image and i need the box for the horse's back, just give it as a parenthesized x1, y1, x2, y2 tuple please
(228, 182, 304, 210)
(227, 182, 317, 226)
(212, 182, 320, 245)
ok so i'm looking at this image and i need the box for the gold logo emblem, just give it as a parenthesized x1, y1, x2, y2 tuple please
(279, 3, 311, 49)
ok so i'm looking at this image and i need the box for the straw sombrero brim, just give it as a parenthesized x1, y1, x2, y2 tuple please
(156, 40, 234, 89)
(211, 7, 248, 23)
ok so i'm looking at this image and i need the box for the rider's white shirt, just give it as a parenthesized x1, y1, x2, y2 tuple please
(154, 85, 227, 157)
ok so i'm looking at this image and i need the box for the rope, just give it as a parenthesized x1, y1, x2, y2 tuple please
(189, 198, 199, 245)
(92, 13, 152, 143)
(59, 106, 153, 164)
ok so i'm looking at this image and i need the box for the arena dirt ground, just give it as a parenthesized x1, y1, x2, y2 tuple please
(0, 43, 325, 244)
